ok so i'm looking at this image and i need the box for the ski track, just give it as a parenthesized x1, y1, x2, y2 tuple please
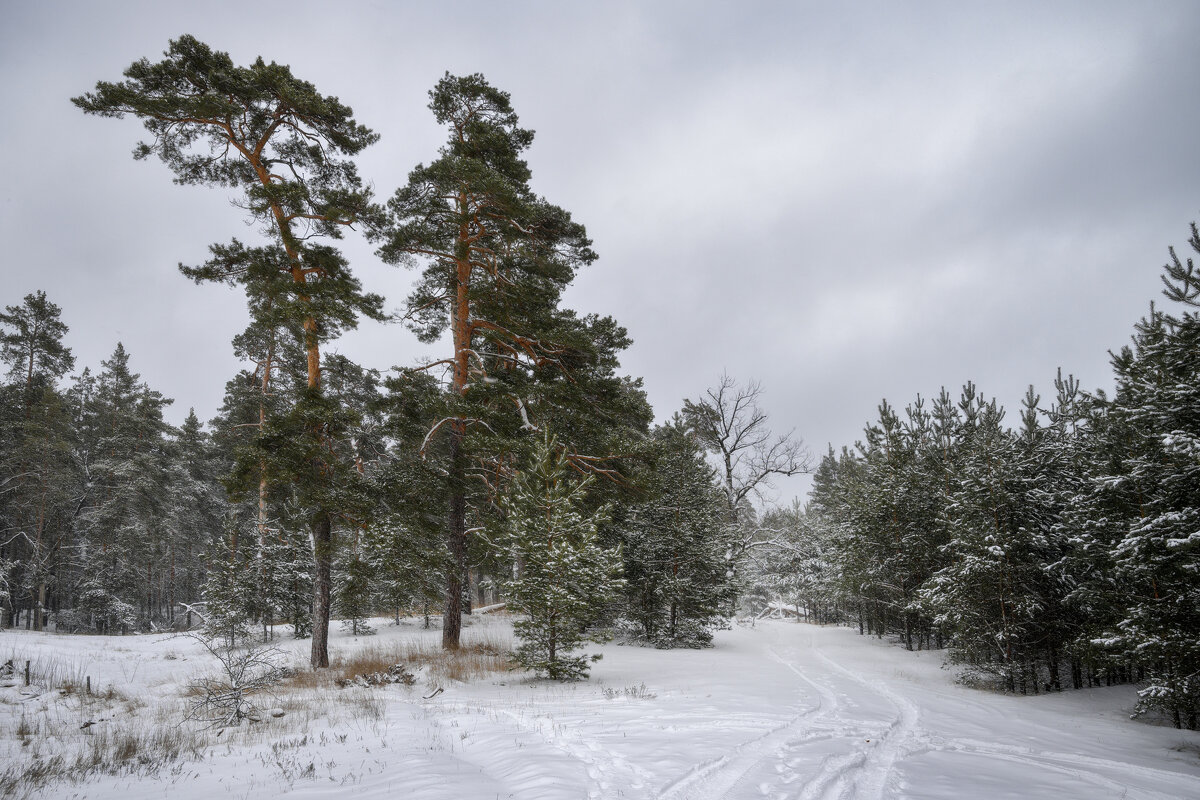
(653, 711, 816, 800)
(351, 633, 1200, 800)
(652, 640, 836, 800)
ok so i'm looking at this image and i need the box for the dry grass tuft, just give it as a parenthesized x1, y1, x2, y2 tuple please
(283, 631, 515, 689)
(0, 716, 205, 799)
(1, 650, 88, 693)
(396, 637, 514, 683)
(0, 624, 517, 798)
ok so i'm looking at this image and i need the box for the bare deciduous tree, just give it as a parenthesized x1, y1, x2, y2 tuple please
(683, 373, 812, 528)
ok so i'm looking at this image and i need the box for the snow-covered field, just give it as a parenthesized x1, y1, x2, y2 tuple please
(2, 617, 1198, 799)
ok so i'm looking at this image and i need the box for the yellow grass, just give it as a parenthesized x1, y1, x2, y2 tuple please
(284, 631, 515, 689)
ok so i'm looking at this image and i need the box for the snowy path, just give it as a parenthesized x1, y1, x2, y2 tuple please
(4, 619, 1199, 798)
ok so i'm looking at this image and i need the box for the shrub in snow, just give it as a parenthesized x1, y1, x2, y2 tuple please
(336, 663, 415, 688)
(185, 634, 291, 728)
(74, 586, 138, 634)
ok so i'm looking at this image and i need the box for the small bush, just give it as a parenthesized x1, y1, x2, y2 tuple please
(602, 682, 656, 700)
(185, 635, 290, 728)
(335, 663, 415, 688)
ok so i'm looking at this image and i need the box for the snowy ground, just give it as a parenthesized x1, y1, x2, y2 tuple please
(2, 617, 1198, 799)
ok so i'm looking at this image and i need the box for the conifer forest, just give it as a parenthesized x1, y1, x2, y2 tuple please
(2, 13, 1200, 799)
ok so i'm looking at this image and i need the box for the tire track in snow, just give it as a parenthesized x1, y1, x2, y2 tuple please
(791, 634, 1195, 800)
(808, 648, 921, 800)
(923, 739, 1196, 800)
(653, 646, 832, 800)
(423, 627, 1200, 800)
(769, 644, 877, 800)
(433, 699, 656, 799)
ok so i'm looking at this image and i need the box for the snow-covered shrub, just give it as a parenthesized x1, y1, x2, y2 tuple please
(653, 617, 714, 649)
(75, 587, 138, 634)
(186, 635, 291, 728)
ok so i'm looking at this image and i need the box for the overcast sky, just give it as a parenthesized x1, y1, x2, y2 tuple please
(3, 1, 1198, 504)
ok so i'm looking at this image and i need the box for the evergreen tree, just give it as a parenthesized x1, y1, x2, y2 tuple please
(0, 292, 77, 629)
(334, 548, 375, 636)
(374, 73, 603, 649)
(0, 291, 75, 401)
(622, 418, 733, 646)
(832, 398, 946, 648)
(500, 434, 623, 680)
(76, 344, 175, 631)
(165, 409, 224, 628)
(919, 391, 1052, 690)
(808, 445, 868, 632)
(368, 371, 451, 627)
(202, 514, 257, 648)
(1090, 228, 1200, 727)
(76, 34, 383, 667)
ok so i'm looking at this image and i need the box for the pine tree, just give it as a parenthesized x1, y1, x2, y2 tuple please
(76, 344, 175, 631)
(202, 514, 257, 648)
(0, 292, 74, 402)
(76, 34, 383, 667)
(335, 549, 375, 637)
(831, 398, 946, 648)
(374, 73, 600, 649)
(622, 418, 733, 646)
(920, 390, 1051, 690)
(1091, 228, 1200, 727)
(808, 445, 868, 632)
(164, 409, 224, 628)
(0, 292, 78, 629)
(500, 434, 623, 680)
(367, 372, 451, 627)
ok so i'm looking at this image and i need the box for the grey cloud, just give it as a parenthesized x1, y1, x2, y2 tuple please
(3, 0, 1198, 506)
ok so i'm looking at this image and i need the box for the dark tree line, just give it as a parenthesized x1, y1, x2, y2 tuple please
(0, 290, 740, 669)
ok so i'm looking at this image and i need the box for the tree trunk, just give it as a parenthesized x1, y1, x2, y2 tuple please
(444, 450, 467, 650)
(310, 513, 333, 668)
(146, 560, 153, 627)
(34, 584, 46, 632)
(442, 221, 473, 650)
(463, 565, 473, 616)
(31, 467, 49, 632)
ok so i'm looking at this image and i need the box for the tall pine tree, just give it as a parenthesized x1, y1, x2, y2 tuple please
(374, 73, 600, 648)
(76, 36, 383, 666)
